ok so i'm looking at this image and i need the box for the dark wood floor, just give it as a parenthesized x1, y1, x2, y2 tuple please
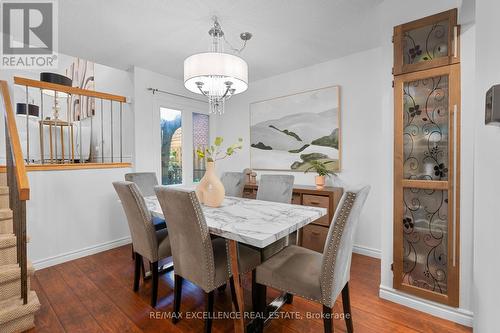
(27, 245, 471, 333)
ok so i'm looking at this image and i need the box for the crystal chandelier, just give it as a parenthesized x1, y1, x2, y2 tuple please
(184, 17, 251, 114)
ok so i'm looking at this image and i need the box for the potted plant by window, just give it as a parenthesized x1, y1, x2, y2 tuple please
(304, 160, 336, 190)
(195, 137, 243, 207)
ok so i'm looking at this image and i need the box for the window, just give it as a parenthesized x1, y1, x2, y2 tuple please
(193, 112, 209, 182)
(160, 107, 182, 185)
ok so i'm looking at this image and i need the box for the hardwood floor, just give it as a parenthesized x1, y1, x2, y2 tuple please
(27, 245, 471, 333)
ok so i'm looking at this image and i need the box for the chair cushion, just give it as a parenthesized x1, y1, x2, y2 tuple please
(256, 245, 323, 303)
(156, 228, 172, 259)
(211, 238, 262, 289)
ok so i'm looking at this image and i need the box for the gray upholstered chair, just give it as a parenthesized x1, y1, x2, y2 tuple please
(154, 186, 260, 333)
(220, 172, 246, 197)
(125, 172, 166, 231)
(125, 172, 158, 197)
(113, 181, 172, 307)
(255, 186, 370, 333)
(256, 174, 295, 260)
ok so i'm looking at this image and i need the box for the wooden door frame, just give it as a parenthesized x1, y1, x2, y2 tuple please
(393, 9, 459, 76)
(393, 64, 460, 307)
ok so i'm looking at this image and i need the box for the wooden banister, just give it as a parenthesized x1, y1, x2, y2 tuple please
(1, 79, 29, 305)
(0, 81, 30, 200)
(14, 76, 126, 102)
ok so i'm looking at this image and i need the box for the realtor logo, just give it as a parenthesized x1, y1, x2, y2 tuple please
(1, 0, 58, 69)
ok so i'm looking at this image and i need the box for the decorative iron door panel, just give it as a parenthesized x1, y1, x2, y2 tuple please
(393, 65, 460, 306)
(393, 9, 459, 75)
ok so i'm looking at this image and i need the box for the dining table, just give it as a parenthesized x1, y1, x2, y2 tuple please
(145, 186, 327, 333)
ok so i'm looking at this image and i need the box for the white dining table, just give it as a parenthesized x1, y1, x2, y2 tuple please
(145, 189, 327, 333)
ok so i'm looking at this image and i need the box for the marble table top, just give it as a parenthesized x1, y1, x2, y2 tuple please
(144, 194, 327, 248)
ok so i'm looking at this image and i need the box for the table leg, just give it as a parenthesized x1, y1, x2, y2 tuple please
(228, 239, 245, 333)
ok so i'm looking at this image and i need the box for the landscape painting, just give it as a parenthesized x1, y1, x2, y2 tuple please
(250, 86, 340, 172)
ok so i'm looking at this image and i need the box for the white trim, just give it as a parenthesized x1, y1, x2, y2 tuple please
(379, 285, 473, 327)
(32, 236, 132, 270)
(353, 244, 381, 259)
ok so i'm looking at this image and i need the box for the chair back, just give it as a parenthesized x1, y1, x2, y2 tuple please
(154, 186, 218, 292)
(256, 174, 294, 203)
(113, 181, 159, 261)
(125, 172, 159, 197)
(221, 172, 246, 197)
(320, 186, 370, 307)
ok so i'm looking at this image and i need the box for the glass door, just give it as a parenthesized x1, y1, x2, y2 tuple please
(160, 107, 182, 185)
(393, 64, 460, 306)
(393, 9, 459, 75)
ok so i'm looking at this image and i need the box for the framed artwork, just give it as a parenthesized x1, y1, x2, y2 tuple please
(250, 85, 341, 172)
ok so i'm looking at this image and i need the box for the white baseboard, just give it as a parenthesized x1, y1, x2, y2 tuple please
(353, 244, 381, 259)
(32, 236, 131, 270)
(379, 285, 473, 327)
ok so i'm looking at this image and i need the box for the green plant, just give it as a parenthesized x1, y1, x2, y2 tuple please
(304, 160, 336, 177)
(196, 137, 243, 162)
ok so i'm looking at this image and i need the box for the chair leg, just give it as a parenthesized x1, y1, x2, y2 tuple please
(285, 293, 294, 304)
(217, 284, 227, 293)
(204, 291, 214, 333)
(172, 274, 183, 324)
(323, 305, 334, 333)
(150, 261, 159, 307)
(229, 277, 239, 312)
(251, 269, 257, 311)
(133, 253, 141, 292)
(342, 283, 353, 333)
(256, 283, 267, 333)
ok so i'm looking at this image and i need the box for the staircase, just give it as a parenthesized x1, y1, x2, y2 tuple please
(0, 81, 40, 332)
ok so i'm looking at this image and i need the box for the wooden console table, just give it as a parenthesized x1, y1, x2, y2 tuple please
(39, 119, 75, 163)
(243, 183, 343, 252)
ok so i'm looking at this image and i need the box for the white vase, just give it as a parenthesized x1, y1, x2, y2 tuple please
(195, 161, 225, 207)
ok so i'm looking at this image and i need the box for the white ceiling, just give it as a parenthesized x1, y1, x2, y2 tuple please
(59, 0, 384, 82)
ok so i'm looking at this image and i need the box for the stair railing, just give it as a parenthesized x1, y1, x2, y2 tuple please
(1, 80, 30, 304)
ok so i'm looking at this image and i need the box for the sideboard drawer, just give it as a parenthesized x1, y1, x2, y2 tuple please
(301, 224, 328, 253)
(292, 193, 301, 205)
(302, 194, 330, 226)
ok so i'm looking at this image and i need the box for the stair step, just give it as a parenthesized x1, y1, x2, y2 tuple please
(0, 234, 17, 265)
(0, 291, 40, 333)
(0, 209, 12, 220)
(0, 187, 8, 210)
(0, 209, 13, 234)
(0, 262, 34, 302)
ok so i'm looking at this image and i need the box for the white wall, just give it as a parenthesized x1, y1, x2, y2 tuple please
(215, 47, 385, 256)
(473, 0, 500, 332)
(27, 167, 131, 268)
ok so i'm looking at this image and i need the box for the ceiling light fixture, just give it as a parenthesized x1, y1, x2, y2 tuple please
(184, 17, 252, 115)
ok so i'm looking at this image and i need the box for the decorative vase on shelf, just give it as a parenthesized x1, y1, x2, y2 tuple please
(196, 161, 225, 207)
(315, 175, 326, 190)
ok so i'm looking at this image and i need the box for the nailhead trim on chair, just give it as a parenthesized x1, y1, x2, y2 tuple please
(320, 192, 357, 306)
(188, 191, 217, 291)
(128, 183, 159, 261)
